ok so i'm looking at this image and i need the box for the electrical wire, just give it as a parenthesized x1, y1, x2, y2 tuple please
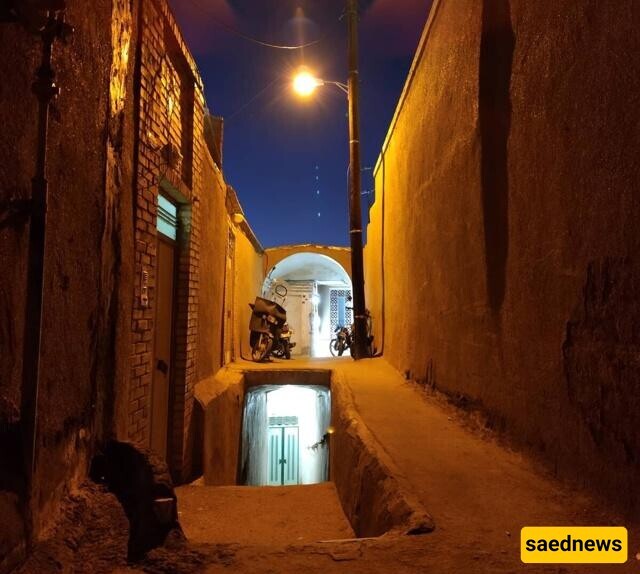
(225, 76, 283, 122)
(184, 0, 339, 50)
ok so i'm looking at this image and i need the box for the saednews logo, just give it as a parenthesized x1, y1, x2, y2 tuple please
(521, 527, 628, 564)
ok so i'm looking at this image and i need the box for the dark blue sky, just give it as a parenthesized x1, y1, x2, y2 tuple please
(170, 0, 432, 247)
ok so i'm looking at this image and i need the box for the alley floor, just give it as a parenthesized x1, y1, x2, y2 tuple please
(17, 357, 640, 574)
(176, 483, 354, 545)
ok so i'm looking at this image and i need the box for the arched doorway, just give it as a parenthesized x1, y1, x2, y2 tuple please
(262, 253, 352, 357)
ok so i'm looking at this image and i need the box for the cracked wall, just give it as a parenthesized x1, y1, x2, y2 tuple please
(0, 0, 122, 568)
(364, 0, 640, 513)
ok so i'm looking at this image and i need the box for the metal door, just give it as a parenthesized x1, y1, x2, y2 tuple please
(268, 426, 299, 486)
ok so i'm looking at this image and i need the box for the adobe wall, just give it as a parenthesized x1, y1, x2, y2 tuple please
(364, 0, 640, 513)
(0, 0, 135, 568)
(197, 155, 227, 385)
(232, 222, 265, 361)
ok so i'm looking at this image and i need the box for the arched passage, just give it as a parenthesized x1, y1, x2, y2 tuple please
(262, 252, 352, 357)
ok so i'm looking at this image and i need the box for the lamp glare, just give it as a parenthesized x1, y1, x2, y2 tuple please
(293, 71, 319, 97)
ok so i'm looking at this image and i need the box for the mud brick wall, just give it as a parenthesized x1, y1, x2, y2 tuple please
(364, 0, 640, 514)
(0, 0, 128, 568)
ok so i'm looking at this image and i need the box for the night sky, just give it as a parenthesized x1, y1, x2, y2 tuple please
(169, 0, 432, 247)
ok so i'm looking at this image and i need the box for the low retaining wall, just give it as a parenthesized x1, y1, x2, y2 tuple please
(194, 370, 245, 485)
(330, 371, 434, 537)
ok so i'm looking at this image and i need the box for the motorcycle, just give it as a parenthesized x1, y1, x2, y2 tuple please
(330, 324, 352, 357)
(271, 322, 295, 359)
(329, 300, 375, 357)
(248, 294, 295, 362)
(265, 283, 295, 360)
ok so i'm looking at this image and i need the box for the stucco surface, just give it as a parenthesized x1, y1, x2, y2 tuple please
(195, 368, 244, 485)
(264, 245, 351, 282)
(232, 226, 264, 361)
(197, 156, 228, 380)
(0, 0, 120, 565)
(364, 0, 640, 512)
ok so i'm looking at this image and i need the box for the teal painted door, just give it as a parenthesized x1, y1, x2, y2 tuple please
(268, 426, 299, 485)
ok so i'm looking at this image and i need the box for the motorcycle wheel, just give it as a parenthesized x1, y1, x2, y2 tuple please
(330, 338, 346, 357)
(251, 332, 270, 362)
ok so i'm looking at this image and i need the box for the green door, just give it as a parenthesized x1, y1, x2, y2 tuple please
(268, 426, 299, 485)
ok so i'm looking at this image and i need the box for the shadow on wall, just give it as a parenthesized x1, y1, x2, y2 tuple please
(479, 0, 514, 313)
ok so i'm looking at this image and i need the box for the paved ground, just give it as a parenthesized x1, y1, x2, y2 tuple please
(176, 483, 354, 545)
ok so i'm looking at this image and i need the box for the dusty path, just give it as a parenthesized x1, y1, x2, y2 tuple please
(18, 357, 640, 573)
(176, 483, 354, 545)
(216, 356, 640, 573)
(336, 357, 640, 572)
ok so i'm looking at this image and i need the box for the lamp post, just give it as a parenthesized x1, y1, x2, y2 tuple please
(292, 0, 369, 359)
(345, 0, 368, 360)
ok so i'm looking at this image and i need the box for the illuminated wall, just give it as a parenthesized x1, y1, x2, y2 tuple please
(364, 0, 640, 512)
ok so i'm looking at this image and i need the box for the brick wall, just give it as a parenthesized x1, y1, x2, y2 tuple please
(128, 0, 205, 481)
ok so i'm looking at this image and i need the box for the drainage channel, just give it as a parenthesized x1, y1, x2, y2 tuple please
(188, 368, 434, 545)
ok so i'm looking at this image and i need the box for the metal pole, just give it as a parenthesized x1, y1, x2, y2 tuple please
(346, 0, 368, 359)
(20, 11, 64, 545)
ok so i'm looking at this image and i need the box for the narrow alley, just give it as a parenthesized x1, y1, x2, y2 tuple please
(2, 0, 640, 573)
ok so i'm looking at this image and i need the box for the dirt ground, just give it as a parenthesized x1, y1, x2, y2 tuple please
(16, 357, 640, 573)
(176, 483, 354, 545)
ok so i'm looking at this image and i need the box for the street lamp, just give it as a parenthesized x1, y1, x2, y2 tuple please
(292, 69, 321, 97)
(291, 0, 369, 359)
(292, 69, 348, 96)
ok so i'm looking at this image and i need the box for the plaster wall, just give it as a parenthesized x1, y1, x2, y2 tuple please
(364, 0, 640, 512)
(195, 369, 245, 485)
(264, 245, 351, 281)
(197, 154, 227, 385)
(317, 285, 331, 339)
(231, 224, 264, 361)
(0, 0, 258, 563)
(0, 0, 135, 567)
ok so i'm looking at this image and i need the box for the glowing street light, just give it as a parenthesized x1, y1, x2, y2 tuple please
(292, 68, 348, 96)
(292, 69, 322, 97)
